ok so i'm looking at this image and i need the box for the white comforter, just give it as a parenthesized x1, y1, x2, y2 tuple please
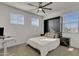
(27, 36, 60, 56)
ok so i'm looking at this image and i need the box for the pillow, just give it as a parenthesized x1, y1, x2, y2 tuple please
(45, 32, 54, 38)
(45, 32, 58, 38)
(54, 33, 58, 38)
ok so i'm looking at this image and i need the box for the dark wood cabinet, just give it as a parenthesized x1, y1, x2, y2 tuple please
(60, 37, 70, 47)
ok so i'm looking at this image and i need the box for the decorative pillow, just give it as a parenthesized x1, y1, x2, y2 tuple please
(54, 33, 58, 38)
(45, 32, 54, 38)
(45, 32, 58, 38)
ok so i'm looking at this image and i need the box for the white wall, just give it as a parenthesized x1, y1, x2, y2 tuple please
(0, 3, 44, 49)
(44, 5, 79, 48)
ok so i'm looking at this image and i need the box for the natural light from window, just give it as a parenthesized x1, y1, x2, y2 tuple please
(10, 13, 24, 25)
(32, 16, 39, 27)
(63, 12, 79, 33)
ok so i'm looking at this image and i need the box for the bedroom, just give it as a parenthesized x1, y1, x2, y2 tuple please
(0, 2, 79, 56)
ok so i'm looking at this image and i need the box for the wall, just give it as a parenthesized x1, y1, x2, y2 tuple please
(0, 3, 44, 49)
(44, 5, 79, 48)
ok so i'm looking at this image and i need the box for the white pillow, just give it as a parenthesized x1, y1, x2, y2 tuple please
(45, 32, 58, 38)
(45, 32, 54, 38)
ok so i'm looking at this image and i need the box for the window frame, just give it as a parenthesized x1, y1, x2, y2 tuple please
(10, 13, 24, 25)
(31, 16, 39, 27)
(63, 12, 79, 33)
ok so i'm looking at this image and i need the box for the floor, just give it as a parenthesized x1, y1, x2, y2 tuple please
(0, 43, 79, 56)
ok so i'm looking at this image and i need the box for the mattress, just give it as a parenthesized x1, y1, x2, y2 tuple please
(27, 36, 60, 51)
(27, 36, 60, 55)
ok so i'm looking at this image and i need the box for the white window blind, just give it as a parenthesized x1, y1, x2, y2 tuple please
(10, 13, 24, 25)
(63, 12, 79, 33)
(32, 16, 39, 27)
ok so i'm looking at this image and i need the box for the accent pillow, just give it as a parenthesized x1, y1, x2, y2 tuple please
(45, 32, 58, 38)
(44, 32, 54, 38)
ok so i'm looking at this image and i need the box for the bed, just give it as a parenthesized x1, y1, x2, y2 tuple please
(27, 32, 60, 56)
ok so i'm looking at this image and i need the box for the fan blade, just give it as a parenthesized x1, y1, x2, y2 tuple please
(29, 8, 38, 11)
(39, 2, 42, 7)
(37, 10, 39, 13)
(27, 3, 38, 7)
(42, 2, 52, 7)
(42, 9, 45, 13)
(43, 8, 52, 10)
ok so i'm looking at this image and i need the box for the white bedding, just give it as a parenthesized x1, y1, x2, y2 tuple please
(27, 36, 60, 56)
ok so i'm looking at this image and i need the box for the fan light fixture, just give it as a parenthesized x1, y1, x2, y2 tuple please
(28, 2, 52, 14)
(39, 8, 42, 11)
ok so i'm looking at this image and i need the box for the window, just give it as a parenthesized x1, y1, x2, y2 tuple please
(10, 13, 24, 25)
(32, 16, 39, 27)
(63, 12, 79, 33)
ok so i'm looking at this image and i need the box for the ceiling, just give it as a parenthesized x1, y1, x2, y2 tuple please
(2, 2, 79, 16)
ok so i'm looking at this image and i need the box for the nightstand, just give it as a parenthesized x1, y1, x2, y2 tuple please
(60, 37, 70, 47)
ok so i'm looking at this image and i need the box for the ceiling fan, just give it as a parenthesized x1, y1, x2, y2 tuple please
(27, 2, 52, 14)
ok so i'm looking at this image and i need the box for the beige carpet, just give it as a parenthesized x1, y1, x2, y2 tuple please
(0, 44, 79, 56)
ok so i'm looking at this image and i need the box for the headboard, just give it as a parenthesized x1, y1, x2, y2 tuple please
(44, 16, 62, 38)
